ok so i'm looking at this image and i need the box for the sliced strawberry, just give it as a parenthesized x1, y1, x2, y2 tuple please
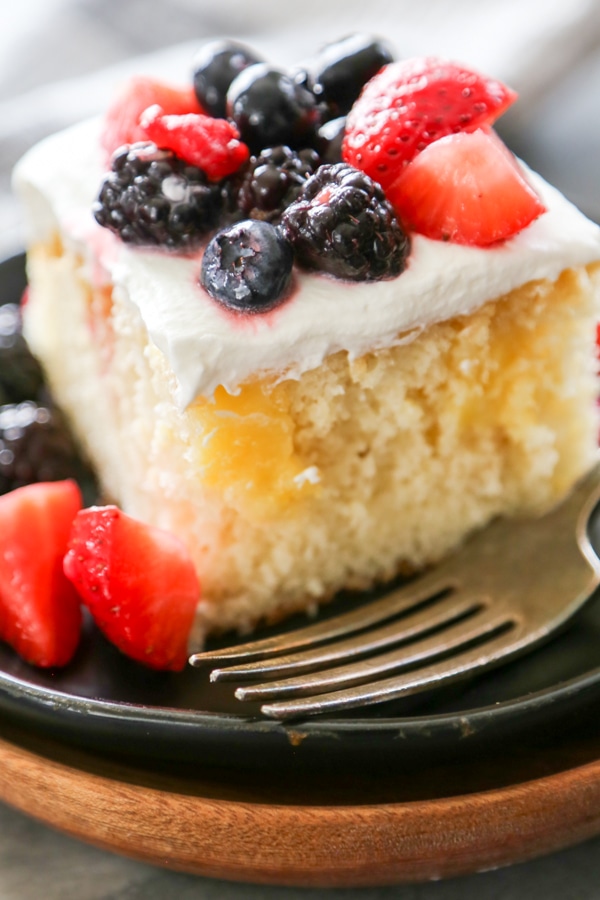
(101, 77, 203, 157)
(64, 506, 200, 671)
(0, 481, 82, 667)
(139, 105, 249, 180)
(343, 57, 517, 190)
(388, 129, 546, 246)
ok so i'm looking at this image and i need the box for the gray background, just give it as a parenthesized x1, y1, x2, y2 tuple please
(2, 1, 600, 896)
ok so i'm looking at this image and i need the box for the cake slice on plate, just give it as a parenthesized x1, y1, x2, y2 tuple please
(13, 40, 600, 651)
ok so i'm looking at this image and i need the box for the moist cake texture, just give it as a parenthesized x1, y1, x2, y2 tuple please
(13, 49, 600, 646)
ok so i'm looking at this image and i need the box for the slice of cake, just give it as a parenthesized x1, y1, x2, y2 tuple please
(13, 39, 600, 653)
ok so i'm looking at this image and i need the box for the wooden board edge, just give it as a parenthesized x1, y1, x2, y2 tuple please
(1, 734, 600, 886)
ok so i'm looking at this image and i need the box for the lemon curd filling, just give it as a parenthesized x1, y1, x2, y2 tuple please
(186, 382, 319, 516)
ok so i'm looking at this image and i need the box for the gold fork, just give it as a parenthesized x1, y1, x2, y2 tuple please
(190, 461, 600, 720)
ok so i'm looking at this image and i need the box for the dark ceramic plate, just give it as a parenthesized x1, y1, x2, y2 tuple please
(2, 251, 600, 777)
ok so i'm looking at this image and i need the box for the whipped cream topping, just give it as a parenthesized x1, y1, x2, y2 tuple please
(14, 118, 600, 408)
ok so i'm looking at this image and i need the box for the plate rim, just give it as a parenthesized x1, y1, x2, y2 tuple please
(2, 654, 600, 737)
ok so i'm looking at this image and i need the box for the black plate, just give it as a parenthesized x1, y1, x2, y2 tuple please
(2, 251, 600, 778)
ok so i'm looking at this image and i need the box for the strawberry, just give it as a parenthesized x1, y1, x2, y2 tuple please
(101, 76, 203, 157)
(343, 57, 517, 190)
(64, 506, 200, 671)
(139, 105, 249, 180)
(0, 481, 82, 667)
(388, 129, 546, 246)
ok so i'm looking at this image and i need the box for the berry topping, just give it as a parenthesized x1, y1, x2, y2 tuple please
(227, 64, 319, 154)
(0, 303, 45, 405)
(193, 39, 264, 119)
(200, 220, 294, 312)
(63, 506, 200, 671)
(236, 145, 320, 223)
(139, 105, 249, 181)
(101, 76, 203, 157)
(305, 34, 394, 119)
(388, 129, 546, 246)
(281, 162, 410, 280)
(0, 480, 82, 667)
(343, 57, 517, 189)
(93, 44, 539, 261)
(93, 143, 221, 249)
(0, 401, 90, 495)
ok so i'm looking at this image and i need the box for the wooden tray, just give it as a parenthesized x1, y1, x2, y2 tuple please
(2, 721, 600, 887)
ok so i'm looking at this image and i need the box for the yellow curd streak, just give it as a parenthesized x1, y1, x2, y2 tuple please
(187, 382, 317, 517)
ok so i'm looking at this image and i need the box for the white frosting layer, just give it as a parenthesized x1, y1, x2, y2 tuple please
(14, 118, 600, 408)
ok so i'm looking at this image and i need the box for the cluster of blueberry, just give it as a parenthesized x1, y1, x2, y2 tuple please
(93, 35, 412, 313)
(193, 34, 391, 155)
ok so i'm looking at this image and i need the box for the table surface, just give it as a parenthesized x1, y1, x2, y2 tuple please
(2, 1, 600, 896)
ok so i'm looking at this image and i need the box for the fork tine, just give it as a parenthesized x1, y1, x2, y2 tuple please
(190, 572, 453, 666)
(234, 608, 512, 701)
(210, 591, 486, 682)
(257, 623, 532, 719)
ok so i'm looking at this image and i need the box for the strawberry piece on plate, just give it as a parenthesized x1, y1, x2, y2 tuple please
(140, 104, 249, 180)
(343, 57, 517, 189)
(102, 76, 203, 157)
(387, 129, 546, 246)
(64, 506, 200, 671)
(0, 480, 82, 667)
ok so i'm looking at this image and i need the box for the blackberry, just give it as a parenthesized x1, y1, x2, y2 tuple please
(0, 401, 88, 495)
(307, 34, 394, 119)
(226, 65, 319, 154)
(281, 163, 410, 281)
(217, 168, 248, 225)
(200, 220, 293, 313)
(0, 303, 45, 405)
(236, 146, 320, 224)
(193, 39, 263, 119)
(93, 143, 221, 250)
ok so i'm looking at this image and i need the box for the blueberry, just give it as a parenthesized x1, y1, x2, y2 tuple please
(309, 34, 394, 118)
(193, 40, 263, 118)
(200, 220, 294, 312)
(316, 116, 346, 164)
(226, 64, 319, 154)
